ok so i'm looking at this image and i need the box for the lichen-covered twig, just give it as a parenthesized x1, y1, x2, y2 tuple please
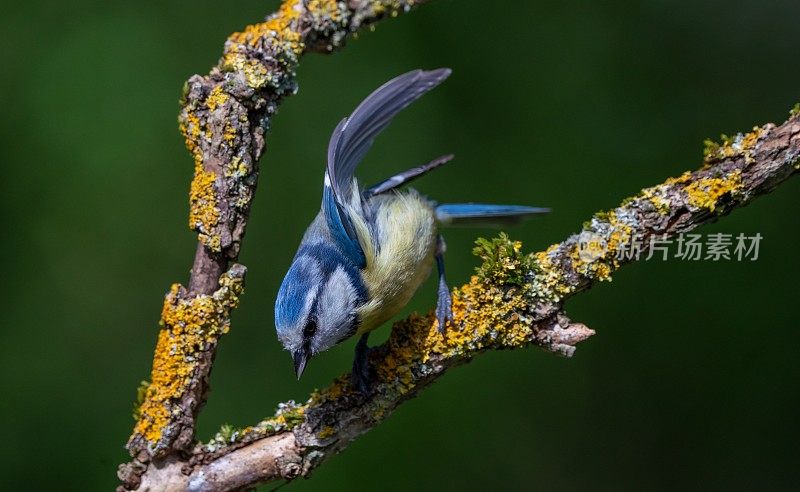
(118, 0, 800, 490)
(120, 0, 431, 489)
(123, 108, 800, 492)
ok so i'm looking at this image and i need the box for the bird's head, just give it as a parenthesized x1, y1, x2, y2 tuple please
(274, 244, 367, 379)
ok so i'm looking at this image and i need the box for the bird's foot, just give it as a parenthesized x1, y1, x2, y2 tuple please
(351, 333, 373, 395)
(436, 281, 454, 334)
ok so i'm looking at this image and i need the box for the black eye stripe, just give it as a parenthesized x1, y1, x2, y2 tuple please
(303, 319, 317, 338)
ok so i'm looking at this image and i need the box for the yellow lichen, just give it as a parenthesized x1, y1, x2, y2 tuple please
(179, 108, 223, 251)
(318, 426, 336, 439)
(302, 255, 543, 408)
(665, 172, 692, 186)
(182, 111, 202, 142)
(569, 242, 608, 282)
(133, 272, 245, 445)
(222, 53, 273, 89)
(684, 170, 743, 212)
(223, 122, 237, 144)
(606, 222, 633, 258)
(531, 244, 573, 301)
(223, 0, 304, 89)
(362, 274, 533, 399)
(188, 163, 221, 250)
(640, 185, 671, 215)
(221, 0, 305, 89)
(569, 209, 635, 282)
(205, 86, 229, 111)
(295, 235, 576, 422)
(368, 0, 411, 18)
(225, 156, 250, 178)
(738, 127, 765, 164)
(307, 0, 344, 23)
(227, 0, 303, 51)
(704, 126, 765, 165)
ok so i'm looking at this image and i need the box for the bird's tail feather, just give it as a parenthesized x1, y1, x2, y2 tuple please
(434, 204, 550, 228)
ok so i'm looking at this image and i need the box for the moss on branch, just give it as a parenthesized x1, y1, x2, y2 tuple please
(128, 265, 245, 455)
(178, 0, 423, 254)
(188, 108, 799, 485)
(124, 106, 799, 491)
(120, 0, 800, 488)
(122, 0, 431, 483)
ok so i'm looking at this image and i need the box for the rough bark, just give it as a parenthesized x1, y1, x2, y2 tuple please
(121, 0, 431, 488)
(120, 109, 799, 491)
(118, 0, 800, 490)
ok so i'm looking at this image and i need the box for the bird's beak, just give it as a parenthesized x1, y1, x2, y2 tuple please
(293, 348, 309, 380)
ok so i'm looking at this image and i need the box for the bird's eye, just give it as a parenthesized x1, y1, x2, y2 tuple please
(303, 319, 317, 338)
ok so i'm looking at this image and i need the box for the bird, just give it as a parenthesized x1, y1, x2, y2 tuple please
(274, 68, 549, 393)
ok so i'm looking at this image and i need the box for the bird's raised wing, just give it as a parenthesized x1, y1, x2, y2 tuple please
(322, 68, 451, 268)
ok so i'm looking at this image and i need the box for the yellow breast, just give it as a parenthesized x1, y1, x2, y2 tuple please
(348, 190, 437, 333)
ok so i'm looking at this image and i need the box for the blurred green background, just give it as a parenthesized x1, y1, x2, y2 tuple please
(2, 1, 799, 490)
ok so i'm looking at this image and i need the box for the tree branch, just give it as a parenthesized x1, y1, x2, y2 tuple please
(120, 0, 431, 489)
(118, 0, 800, 489)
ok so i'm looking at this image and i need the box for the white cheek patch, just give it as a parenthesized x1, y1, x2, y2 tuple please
(302, 285, 318, 321)
(315, 266, 358, 350)
(296, 256, 322, 330)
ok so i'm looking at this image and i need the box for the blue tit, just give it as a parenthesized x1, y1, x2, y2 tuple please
(274, 68, 549, 391)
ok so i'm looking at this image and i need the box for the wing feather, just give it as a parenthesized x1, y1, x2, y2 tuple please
(326, 68, 451, 201)
(321, 68, 451, 267)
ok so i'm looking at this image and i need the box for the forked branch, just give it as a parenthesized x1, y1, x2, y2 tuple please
(117, 0, 800, 490)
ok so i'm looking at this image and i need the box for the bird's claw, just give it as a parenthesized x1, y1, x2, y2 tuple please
(436, 283, 453, 334)
(351, 334, 373, 395)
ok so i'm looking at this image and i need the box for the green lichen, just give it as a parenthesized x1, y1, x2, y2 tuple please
(703, 137, 724, 161)
(205, 422, 253, 450)
(473, 232, 576, 304)
(225, 156, 250, 179)
(277, 402, 307, 428)
(703, 127, 765, 165)
(791, 103, 800, 118)
(227, 406, 302, 452)
(205, 400, 308, 452)
(179, 81, 190, 106)
(592, 209, 614, 222)
(218, 423, 235, 442)
(131, 380, 150, 421)
(473, 233, 536, 286)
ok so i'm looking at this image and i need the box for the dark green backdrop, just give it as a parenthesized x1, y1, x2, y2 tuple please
(2, 1, 799, 490)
